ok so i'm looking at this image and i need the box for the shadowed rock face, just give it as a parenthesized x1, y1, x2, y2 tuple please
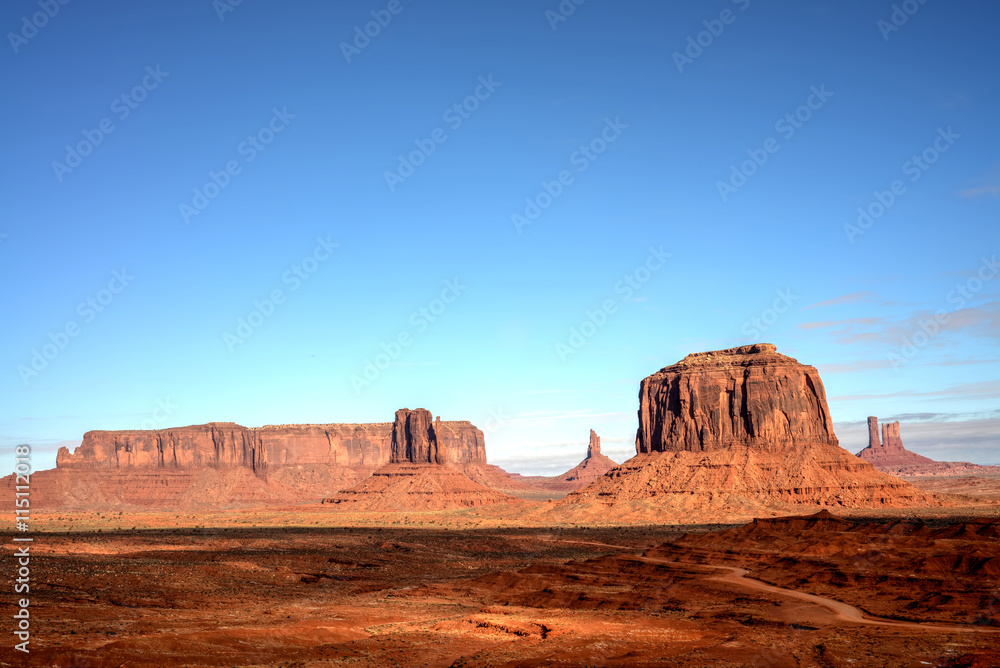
(391, 409, 439, 464)
(635, 343, 837, 454)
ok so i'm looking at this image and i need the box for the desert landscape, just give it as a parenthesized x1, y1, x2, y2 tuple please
(4, 344, 998, 667)
(4, 2, 998, 666)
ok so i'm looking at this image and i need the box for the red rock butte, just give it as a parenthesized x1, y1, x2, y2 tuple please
(635, 343, 837, 454)
(324, 408, 518, 511)
(559, 344, 938, 522)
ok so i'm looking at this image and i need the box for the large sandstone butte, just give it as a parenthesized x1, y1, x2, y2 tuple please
(389, 408, 487, 465)
(635, 343, 837, 454)
(4, 410, 502, 509)
(509, 430, 619, 492)
(558, 344, 938, 523)
(324, 408, 518, 511)
(856, 416, 1000, 477)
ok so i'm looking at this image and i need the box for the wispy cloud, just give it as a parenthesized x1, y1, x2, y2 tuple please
(831, 380, 1000, 403)
(816, 359, 891, 373)
(959, 184, 1000, 198)
(800, 317, 885, 330)
(802, 291, 878, 310)
(958, 164, 1000, 198)
(507, 409, 632, 428)
(800, 302, 1000, 347)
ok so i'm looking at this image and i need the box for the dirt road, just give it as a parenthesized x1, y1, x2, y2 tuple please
(643, 555, 1000, 634)
(546, 538, 998, 634)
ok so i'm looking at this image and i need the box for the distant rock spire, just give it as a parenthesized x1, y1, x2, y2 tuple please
(882, 421, 903, 450)
(867, 416, 881, 449)
(588, 429, 601, 458)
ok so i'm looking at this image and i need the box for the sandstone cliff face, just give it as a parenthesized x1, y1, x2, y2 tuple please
(434, 420, 488, 465)
(562, 344, 940, 519)
(391, 409, 439, 464)
(57, 423, 391, 473)
(635, 343, 836, 454)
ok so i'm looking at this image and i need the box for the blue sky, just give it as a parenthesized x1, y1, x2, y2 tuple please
(2, 0, 998, 475)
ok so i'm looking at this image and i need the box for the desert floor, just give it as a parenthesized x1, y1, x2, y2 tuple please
(2, 508, 999, 668)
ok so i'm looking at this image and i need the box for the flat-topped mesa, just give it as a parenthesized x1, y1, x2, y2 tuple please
(58, 410, 487, 474)
(636, 343, 837, 454)
(57, 422, 393, 473)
